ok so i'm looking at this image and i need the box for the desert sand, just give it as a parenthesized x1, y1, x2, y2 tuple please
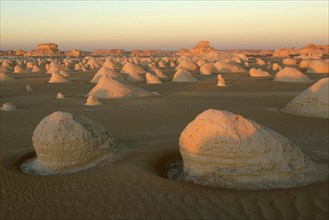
(1, 43, 329, 219)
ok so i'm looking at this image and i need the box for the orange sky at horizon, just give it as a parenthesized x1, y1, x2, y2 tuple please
(1, 1, 328, 51)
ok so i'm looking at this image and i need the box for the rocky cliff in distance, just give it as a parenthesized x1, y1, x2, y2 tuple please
(25, 43, 64, 57)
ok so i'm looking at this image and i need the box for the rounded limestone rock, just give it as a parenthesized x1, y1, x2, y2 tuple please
(281, 77, 329, 118)
(179, 109, 327, 189)
(27, 111, 117, 174)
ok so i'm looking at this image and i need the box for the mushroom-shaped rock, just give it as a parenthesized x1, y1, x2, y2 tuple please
(249, 68, 271, 77)
(85, 94, 102, 106)
(281, 77, 329, 118)
(274, 67, 311, 82)
(179, 109, 326, 189)
(0, 102, 17, 111)
(28, 111, 117, 174)
(146, 72, 162, 84)
(172, 69, 198, 82)
(306, 60, 329, 74)
(48, 72, 70, 83)
(217, 74, 227, 86)
(88, 76, 154, 99)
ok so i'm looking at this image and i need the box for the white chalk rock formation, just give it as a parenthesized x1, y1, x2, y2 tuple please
(48, 72, 70, 83)
(146, 72, 162, 84)
(214, 61, 245, 73)
(281, 77, 329, 118)
(153, 69, 168, 79)
(273, 63, 281, 71)
(85, 94, 102, 106)
(26, 84, 33, 91)
(283, 58, 297, 65)
(299, 60, 312, 68)
(90, 67, 122, 83)
(176, 59, 198, 72)
(56, 92, 65, 99)
(27, 111, 117, 174)
(0, 102, 17, 111)
(217, 74, 227, 86)
(256, 58, 266, 66)
(274, 67, 311, 82)
(172, 69, 198, 82)
(249, 68, 271, 77)
(200, 63, 214, 75)
(47, 62, 66, 74)
(179, 109, 327, 189)
(32, 65, 42, 73)
(13, 65, 26, 73)
(102, 59, 121, 70)
(120, 62, 146, 75)
(306, 60, 329, 74)
(88, 76, 154, 99)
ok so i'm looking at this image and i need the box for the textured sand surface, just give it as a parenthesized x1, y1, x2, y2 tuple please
(1, 65, 328, 219)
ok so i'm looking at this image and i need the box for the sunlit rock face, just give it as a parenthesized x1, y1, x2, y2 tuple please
(249, 68, 271, 77)
(29, 111, 117, 174)
(273, 67, 311, 82)
(189, 41, 216, 55)
(91, 49, 126, 56)
(172, 68, 198, 82)
(281, 77, 329, 119)
(26, 43, 64, 57)
(306, 60, 329, 74)
(88, 76, 153, 99)
(85, 94, 102, 106)
(272, 47, 298, 57)
(179, 109, 327, 190)
(65, 49, 83, 57)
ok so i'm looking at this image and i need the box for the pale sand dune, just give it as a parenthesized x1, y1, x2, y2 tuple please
(1, 67, 328, 219)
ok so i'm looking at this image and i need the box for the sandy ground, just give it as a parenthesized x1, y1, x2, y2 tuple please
(1, 63, 328, 219)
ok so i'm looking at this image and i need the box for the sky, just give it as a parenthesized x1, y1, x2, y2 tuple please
(1, 0, 328, 51)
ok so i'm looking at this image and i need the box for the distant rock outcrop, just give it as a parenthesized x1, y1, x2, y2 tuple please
(91, 49, 126, 57)
(65, 49, 83, 57)
(189, 41, 216, 55)
(25, 43, 64, 57)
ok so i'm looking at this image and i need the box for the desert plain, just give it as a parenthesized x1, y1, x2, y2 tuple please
(1, 41, 329, 219)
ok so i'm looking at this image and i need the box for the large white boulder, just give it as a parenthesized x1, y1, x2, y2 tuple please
(88, 76, 154, 99)
(281, 77, 329, 118)
(172, 68, 198, 82)
(90, 67, 122, 83)
(26, 111, 117, 174)
(179, 109, 327, 189)
(274, 67, 311, 82)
